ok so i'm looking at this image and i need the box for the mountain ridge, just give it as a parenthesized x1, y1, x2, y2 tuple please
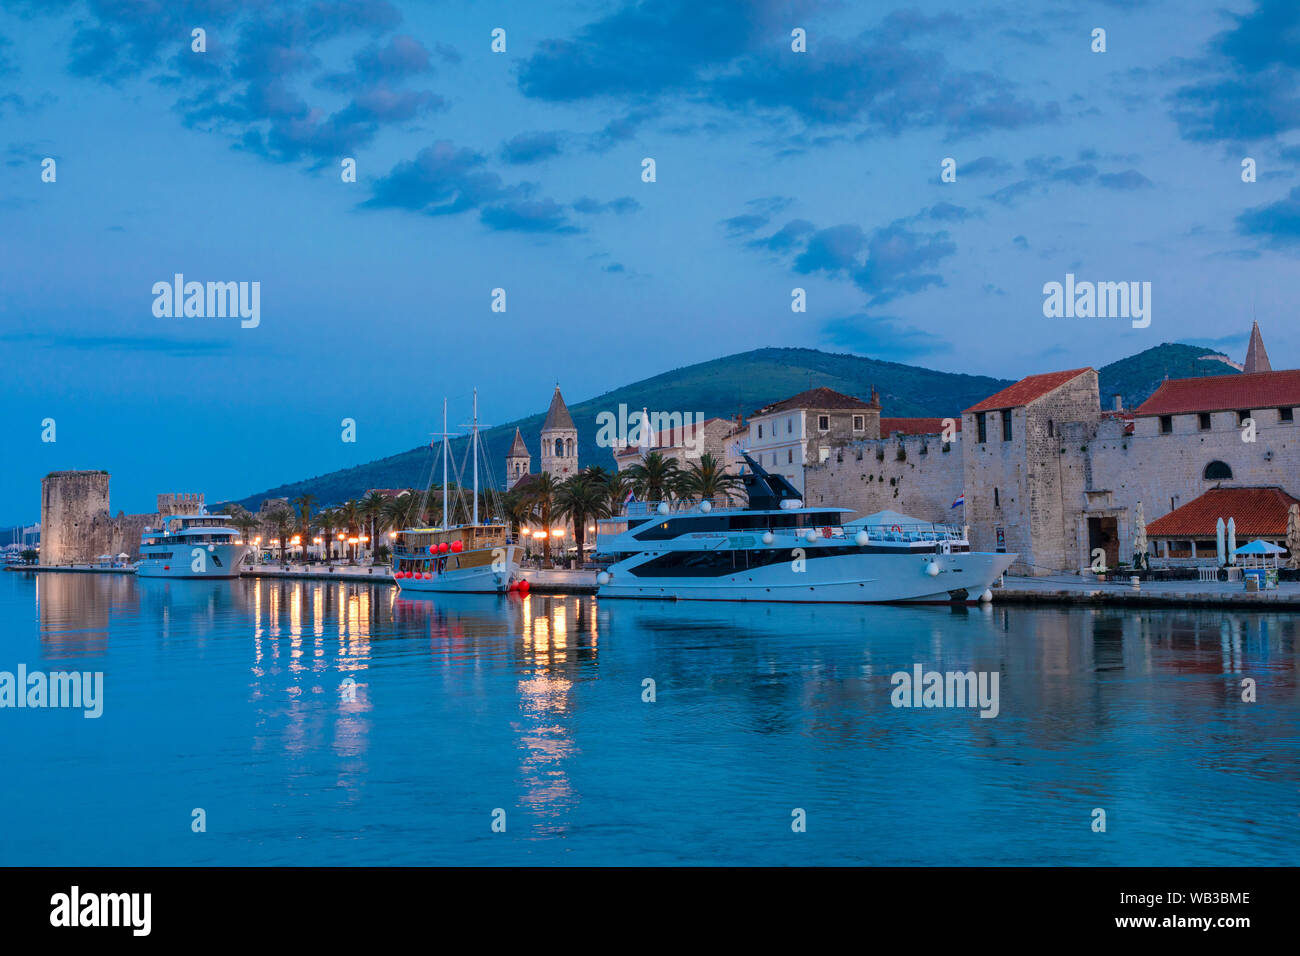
(234, 342, 1237, 509)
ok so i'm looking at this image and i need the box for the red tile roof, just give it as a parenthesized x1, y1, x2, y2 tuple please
(880, 417, 961, 435)
(755, 386, 877, 415)
(964, 368, 1092, 413)
(1135, 369, 1300, 417)
(612, 417, 735, 459)
(1145, 487, 1300, 538)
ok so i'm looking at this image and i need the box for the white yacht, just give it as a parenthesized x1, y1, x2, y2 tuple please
(595, 453, 1017, 604)
(136, 512, 251, 579)
(392, 393, 520, 594)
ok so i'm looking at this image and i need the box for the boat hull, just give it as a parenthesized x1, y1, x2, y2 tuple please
(396, 544, 520, 594)
(136, 543, 251, 579)
(597, 550, 1017, 604)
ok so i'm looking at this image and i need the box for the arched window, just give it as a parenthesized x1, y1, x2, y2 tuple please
(1203, 461, 1232, 480)
(566, 438, 573, 457)
(554, 438, 564, 457)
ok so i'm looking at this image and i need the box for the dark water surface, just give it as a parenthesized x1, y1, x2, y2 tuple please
(1, 571, 1297, 865)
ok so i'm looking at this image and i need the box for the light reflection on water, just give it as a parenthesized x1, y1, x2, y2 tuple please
(3, 571, 1298, 865)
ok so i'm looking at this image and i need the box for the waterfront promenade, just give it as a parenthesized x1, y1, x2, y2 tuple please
(995, 573, 1300, 607)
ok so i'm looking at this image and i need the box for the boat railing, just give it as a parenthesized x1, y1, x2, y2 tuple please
(621, 497, 739, 517)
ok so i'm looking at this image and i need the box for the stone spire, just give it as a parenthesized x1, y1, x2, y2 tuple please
(541, 386, 575, 431)
(505, 427, 531, 490)
(539, 386, 578, 478)
(1244, 321, 1272, 373)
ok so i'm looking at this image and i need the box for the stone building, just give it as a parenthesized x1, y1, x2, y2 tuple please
(611, 416, 746, 474)
(505, 428, 531, 489)
(40, 471, 205, 565)
(802, 324, 1300, 576)
(539, 386, 578, 479)
(748, 386, 883, 493)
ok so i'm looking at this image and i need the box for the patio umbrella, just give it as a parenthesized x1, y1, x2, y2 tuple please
(1132, 502, 1147, 569)
(1287, 504, 1300, 570)
(1216, 517, 1226, 565)
(1227, 517, 1237, 565)
(1232, 539, 1287, 555)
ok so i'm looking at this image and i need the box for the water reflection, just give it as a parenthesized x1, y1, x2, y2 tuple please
(14, 571, 1300, 864)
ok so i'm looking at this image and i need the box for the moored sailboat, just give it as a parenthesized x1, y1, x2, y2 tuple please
(392, 393, 520, 594)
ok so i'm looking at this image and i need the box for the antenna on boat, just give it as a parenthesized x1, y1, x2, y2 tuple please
(472, 389, 479, 526)
(442, 398, 449, 530)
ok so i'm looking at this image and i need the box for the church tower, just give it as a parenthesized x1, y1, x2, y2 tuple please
(1244, 321, 1272, 373)
(539, 386, 578, 479)
(505, 427, 531, 490)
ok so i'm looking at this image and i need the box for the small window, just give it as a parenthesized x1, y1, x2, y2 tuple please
(853, 415, 864, 431)
(787, 448, 793, 464)
(1001, 409, 1013, 441)
(1280, 407, 1294, 423)
(976, 413, 987, 443)
(1199, 413, 1211, 430)
(818, 415, 830, 431)
(1047, 419, 1054, 437)
(758, 424, 763, 439)
(1204, 461, 1232, 480)
(1159, 415, 1173, 434)
(994, 487, 1000, 508)
(1237, 409, 1251, 425)
(787, 418, 793, 434)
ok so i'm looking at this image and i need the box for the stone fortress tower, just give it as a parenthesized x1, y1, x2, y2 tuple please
(539, 386, 578, 479)
(39, 471, 207, 565)
(506, 428, 531, 490)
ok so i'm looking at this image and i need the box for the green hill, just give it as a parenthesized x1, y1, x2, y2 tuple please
(234, 342, 1239, 509)
(1097, 343, 1238, 410)
(234, 347, 1011, 509)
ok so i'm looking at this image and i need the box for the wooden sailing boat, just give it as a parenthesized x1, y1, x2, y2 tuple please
(392, 392, 521, 593)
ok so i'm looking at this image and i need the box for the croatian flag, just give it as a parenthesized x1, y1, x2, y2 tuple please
(624, 490, 635, 505)
(951, 494, 965, 509)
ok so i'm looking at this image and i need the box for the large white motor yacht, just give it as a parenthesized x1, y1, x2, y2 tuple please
(136, 512, 250, 579)
(595, 453, 1017, 604)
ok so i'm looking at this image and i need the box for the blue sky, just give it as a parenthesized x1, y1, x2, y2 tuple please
(2, 0, 1297, 518)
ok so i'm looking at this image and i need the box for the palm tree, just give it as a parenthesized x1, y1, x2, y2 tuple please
(360, 490, 387, 561)
(229, 507, 260, 553)
(338, 499, 362, 561)
(625, 451, 680, 504)
(677, 453, 743, 505)
(522, 473, 559, 566)
(554, 475, 612, 563)
(579, 464, 612, 485)
(292, 493, 316, 563)
(605, 470, 636, 514)
(266, 504, 295, 564)
(502, 488, 533, 539)
(381, 492, 412, 544)
(317, 508, 338, 562)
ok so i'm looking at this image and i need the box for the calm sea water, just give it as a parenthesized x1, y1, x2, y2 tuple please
(1, 570, 1297, 866)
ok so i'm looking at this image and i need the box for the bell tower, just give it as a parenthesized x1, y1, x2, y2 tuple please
(539, 386, 578, 479)
(506, 427, 531, 489)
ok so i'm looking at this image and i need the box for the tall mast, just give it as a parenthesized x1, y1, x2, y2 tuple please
(472, 389, 479, 526)
(441, 398, 449, 529)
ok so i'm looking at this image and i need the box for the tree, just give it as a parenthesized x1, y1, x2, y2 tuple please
(554, 475, 612, 562)
(625, 451, 680, 504)
(677, 453, 743, 505)
(229, 506, 260, 552)
(292, 493, 316, 563)
(338, 500, 362, 561)
(605, 470, 636, 514)
(522, 473, 558, 566)
(317, 508, 338, 561)
(360, 490, 387, 561)
(21, 548, 37, 565)
(266, 504, 295, 564)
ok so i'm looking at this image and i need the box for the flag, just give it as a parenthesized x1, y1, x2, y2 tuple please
(624, 490, 635, 505)
(951, 494, 965, 509)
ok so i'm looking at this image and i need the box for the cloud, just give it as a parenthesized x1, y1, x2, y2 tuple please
(1098, 169, 1154, 190)
(1237, 185, 1300, 246)
(500, 131, 565, 165)
(820, 314, 948, 360)
(747, 218, 816, 253)
(572, 196, 639, 215)
(517, 1, 1057, 141)
(925, 201, 971, 222)
(480, 198, 579, 234)
(363, 141, 520, 215)
(1168, 0, 1300, 142)
(0, 330, 233, 356)
(959, 156, 1013, 179)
